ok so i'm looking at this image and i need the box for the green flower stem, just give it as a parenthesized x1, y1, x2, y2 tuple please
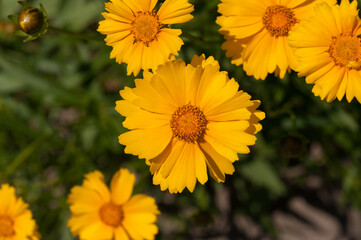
(4, 134, 48, 178)
(48, 26, 102, 41)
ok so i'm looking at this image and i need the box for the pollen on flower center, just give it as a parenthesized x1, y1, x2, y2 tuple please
(263, 5, 298, 37)
(131, 11, 162, 46)
(99, 202, 124, 227)
(170, 104, 207, 143)
(329, 33, 361, 69)
(0, 215, 14, 237)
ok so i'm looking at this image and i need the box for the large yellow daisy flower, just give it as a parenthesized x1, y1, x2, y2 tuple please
(98, 0, 194, 76)
(0, 184, 39, 240)
(288, 0, 361, 103)
(67, 168, 160, 240)
(116, 55, 265, 194)
(217, 0, 336, 80)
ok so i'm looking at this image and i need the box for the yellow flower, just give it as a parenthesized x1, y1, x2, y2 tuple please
(217, 0, 336, 80)
(116, 55, 265, 194)
(0, 184, 39, 239)
(98, 0, 194, 76)
(288, 0, 361, 103)
(67, 168, 160, 240)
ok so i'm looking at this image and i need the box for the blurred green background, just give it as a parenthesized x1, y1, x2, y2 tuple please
(1, 0, 361, 239)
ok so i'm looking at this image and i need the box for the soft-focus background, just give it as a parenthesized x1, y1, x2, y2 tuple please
(1, 0, 361, 239)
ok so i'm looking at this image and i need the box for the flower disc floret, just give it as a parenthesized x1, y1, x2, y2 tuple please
(263, 5, 298, 37)
(131, 11, 162, 46)
(170, 104, 207, 143)
(0, 215, 14, 237)
(99, 202, 124, 227)
(329, 33, 361, 69)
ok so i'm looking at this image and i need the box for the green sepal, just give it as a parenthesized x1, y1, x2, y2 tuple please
(14, 29, 27, 37)
(18, 1, 32, 9)
(24, 34, 38, 42)
(39, 4, 47, 18)
(8, 15, 18, 24)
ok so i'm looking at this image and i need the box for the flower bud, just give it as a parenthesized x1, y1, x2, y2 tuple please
(18, 7, 44, 34)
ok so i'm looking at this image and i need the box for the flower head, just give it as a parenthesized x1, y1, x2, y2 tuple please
(116, 55, 265, 193)
(217, 0, 336, 80)
(0, 184, 39, 239)
(288, 0, 361, 103)
(98, 0, 194, 76)
(67, 168, 160, 240)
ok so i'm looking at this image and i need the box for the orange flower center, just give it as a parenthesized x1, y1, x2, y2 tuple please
(0, 215, 15, 237)
(131, 11, 162, 46)
(329, 33, 361, 69)
(99, 202, 124, 227)
(170, 104, 207, 143)
(263, 5, 298, 37)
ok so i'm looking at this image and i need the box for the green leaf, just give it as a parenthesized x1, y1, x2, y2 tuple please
(241, 159, 286, 197)
(0, 74, 25, 93)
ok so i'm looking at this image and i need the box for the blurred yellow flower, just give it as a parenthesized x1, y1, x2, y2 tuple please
(98, 0, 194, 76)
(67, 168, 160, 240)
(0, 184, 39, 240)
(116, 55, 265, 194)
(217, 0, 336, 80)
(289, 0, 361, 103)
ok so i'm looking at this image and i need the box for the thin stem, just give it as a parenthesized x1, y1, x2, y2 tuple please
(4, 134, 48, 177)
(48, 26, 102, 41)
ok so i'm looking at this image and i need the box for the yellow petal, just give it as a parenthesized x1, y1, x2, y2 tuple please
(123, 194, 160, 215)
(13, 210, 36, 238)
(0, 184, 18, 216)
(156, 59, 188, 106)
(122, 194, 159, 239)
(67, 212, 100, 237)
(98, 19, 131, 35)
(206, 121, 253, 155)
(158, 0, 194, 24)
(119, 125, 173, 159)
(115, 227, 130, 240)
(104, 1, 135, 22)
(195, 65, 228, 110)
(82, 171, 111, 203)
(110, 169, 136, 205)
(125, 42, 144, 76)
(158, 139, 185, 179)
(166, 143, 197, 193)
(205, 91, 253, 117)
(109, 35, 134, 64)
(194, 144, 208, 184)
(133, 77, 178, 114)
(119, 0, 154, 12)
(199, 142, 235, 183)
(115, 100, 170, 130)
(78, 220, 114, 240)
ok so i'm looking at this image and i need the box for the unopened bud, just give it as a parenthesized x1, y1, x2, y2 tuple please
(18, 7, 44, 34)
